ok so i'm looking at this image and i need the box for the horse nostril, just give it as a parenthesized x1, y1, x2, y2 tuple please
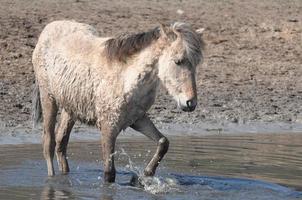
(182, 99, 197, 112)
(187, 100, 192, 108)
(186, 99, 196, 109)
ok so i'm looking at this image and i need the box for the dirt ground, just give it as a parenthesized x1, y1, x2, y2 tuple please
(0, 0, 302, 134)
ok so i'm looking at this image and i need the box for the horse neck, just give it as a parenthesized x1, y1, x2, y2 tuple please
(122, 43, 163, 96)
(136, 40, 164, 81)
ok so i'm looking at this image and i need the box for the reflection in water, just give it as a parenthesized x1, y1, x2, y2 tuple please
(41, 186, 72, 200)
(40, 185, 114, 200)
(40, 176, 75, 200)
(0, 133, 302, 200)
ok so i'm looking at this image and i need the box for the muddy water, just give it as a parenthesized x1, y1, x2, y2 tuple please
(0, 133, 302, 200)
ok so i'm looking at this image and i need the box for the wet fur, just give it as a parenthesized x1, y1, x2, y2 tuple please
(105, 27, 161, 62)
(32, 20, 204, 182)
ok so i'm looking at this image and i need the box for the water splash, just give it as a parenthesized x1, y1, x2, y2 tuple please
(118, 148, 142, 175)
(139, 176, 180, 194)
(117, 148, 180, 194)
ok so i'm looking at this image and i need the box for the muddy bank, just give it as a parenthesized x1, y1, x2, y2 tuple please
(0, 0, 302, 135)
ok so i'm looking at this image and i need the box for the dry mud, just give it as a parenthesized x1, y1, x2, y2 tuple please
(1, 0, 302, 136)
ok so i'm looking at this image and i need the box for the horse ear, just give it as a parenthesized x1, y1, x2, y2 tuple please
(196, 28, 205, 37)
(159, 23, 169, 38)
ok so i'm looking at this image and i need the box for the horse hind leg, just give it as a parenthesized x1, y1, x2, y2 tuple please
(55, 109, 75, 174)
(131, 116, 169, 176)
(40, 88, 58, 176)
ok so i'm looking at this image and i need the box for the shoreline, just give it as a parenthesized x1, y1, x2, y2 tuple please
(1, 121, 302, 145)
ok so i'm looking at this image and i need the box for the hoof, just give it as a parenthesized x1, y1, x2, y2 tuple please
(130, 174, 144, 188)
(104, 171, 116, 183)
(47, 171, 55, 177)
(61, 171, 69, 175)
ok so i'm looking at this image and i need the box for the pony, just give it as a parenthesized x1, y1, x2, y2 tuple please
(32, 20, 204, 183)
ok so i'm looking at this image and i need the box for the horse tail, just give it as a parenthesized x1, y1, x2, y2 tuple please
(32, 80, 42, 128)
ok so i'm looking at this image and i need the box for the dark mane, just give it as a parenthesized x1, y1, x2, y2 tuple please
(104, 27, 160, 62)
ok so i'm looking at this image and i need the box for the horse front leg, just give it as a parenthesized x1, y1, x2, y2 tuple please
(99, 125, 118, 183)
(131, 116, 169, 176)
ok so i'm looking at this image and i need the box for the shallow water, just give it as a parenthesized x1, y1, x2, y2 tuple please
(0, 133, 302, 199)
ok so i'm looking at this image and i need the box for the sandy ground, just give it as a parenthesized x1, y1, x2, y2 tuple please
(1, 0, 302, 136)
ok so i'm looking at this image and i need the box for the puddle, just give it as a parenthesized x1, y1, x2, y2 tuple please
(0, 133, 302, 199)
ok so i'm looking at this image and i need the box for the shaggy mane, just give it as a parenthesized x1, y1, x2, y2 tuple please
(104, 27, 160, 62)
(104, 22, 204, 66)
(172, 22, 205, 67)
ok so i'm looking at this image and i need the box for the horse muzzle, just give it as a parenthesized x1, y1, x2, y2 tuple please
(180, 97, 197, 112)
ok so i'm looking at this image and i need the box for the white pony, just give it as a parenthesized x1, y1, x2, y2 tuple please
(32, 20, 204, 182)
